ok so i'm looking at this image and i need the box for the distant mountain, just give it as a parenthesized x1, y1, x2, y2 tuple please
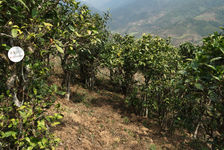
(109, 0, 224, 44)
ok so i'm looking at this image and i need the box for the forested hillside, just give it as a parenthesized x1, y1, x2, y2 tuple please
(0, 0, 224, 149)
(110, 0, 224, 43)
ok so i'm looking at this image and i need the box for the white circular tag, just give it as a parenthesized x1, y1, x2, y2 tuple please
(8, 46, 25, 63)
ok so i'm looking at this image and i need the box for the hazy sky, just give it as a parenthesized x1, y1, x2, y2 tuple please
(79, 0, 135, 11)
(80, 0, 111, 10)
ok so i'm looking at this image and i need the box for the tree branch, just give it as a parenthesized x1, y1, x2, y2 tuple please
(0, 33, 12, 38)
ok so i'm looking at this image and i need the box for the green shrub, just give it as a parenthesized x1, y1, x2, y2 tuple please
(0, 91, 63, 149)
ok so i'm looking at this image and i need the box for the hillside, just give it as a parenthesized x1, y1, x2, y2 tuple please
(1, 1, 224, 149)
(51, 69, 195, 150)
(109, 0, 224, 43)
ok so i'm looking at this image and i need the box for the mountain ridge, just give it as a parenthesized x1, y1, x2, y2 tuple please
(109, 0, 224, 43)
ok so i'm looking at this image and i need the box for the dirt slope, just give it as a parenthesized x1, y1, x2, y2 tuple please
(52, 80, 191, 150)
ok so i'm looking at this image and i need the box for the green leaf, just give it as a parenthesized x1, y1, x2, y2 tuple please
(32, 8, 38, 18)
(38, 141, 44, 148)
(51, 122, 60, 127)
(27, 146, 33, 150)
(186, 58, 193, 61)
(178, 70, 186, 75)
(75, 31, 82, 37)
(55, 44, 64, 54)
(33, 88, 37, 95)
(210, 57, 222, 63)
(92, 30, 98, 34)
(2, 131, 17, 139)
(57, 91, 66, 96)
(18, 141, 25, 147)
(80, 14, 84, 21)
(43, 22, 53, 27)
(205, 64, 216, 71)
(19, 111, 28, 123)
(54, 113, 63, 120)
(16, 0, 29, 10)
(68, 25, 75, 32)
(71, 0, 77, 5)
(220, 48, 224, 54)
(212, 75, 220, 81)
(18, 105, 26, 110)
(25, 137, 31, 143)
(42, 138, 48, 144)
(11, 29, 18, 38)
(43, 22, 53, 30)
(195, 83, 204, 90)
(37, 120, 46, 130)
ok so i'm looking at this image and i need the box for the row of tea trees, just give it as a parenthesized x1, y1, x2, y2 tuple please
(1, 0, 223, 149)
(178, 32, 224, 149)
(101, 33, 180, 124)
(101, 32, 224, 149)
(0, 0, 108, 149)
(53, 2, 109, 99)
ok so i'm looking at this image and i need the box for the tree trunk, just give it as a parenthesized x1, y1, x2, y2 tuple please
(60, 53, 71, 100)
(65, 71, 71, 101)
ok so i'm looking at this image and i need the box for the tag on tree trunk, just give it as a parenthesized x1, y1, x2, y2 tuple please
(8, 46, 25, 63)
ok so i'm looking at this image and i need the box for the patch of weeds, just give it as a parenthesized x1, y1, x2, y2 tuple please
(179, 141, 188, 150)
(79, 110, 85, 115)
(88, 112, 93, 116)
(124, 128, 135, 138)
(136, 136, 141, 143)
(188, 140, 210, 150)
(99, 124, 104, 129)
(77, 126, 84, 135)
(112, 141, 119, 149)
(88, 110, 94, 116)
(70, 92, 86, 103)
(127, 130, 135, 138)
(90, 98, 98, 104)
(95, 88, 101, 94)
(123, 116, 130, 124)
(65, 108, 73, 113)
(111, 119, 115, 124)
(90, 133, 95, 143)
(83, 99, 91, 108)
(143, 119, 150, 128)
(120, 137, 128, 144)
(110, 129, 117, 136)
(105, 119, 110, 124)
(148, 144, 157, 150)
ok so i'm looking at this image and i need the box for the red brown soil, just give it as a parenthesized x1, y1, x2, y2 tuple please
(51, 82, 192, 150)
(49, 63, 192, 150)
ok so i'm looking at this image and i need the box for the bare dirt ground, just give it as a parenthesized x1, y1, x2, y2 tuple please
(48, 62, 193, 150)
(50, 76, 192, 150)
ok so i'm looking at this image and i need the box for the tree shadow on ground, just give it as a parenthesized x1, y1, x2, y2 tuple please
(69, 92, 86, 103)
(95, 78, 123, 94)
(63, 76, 205, 150)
